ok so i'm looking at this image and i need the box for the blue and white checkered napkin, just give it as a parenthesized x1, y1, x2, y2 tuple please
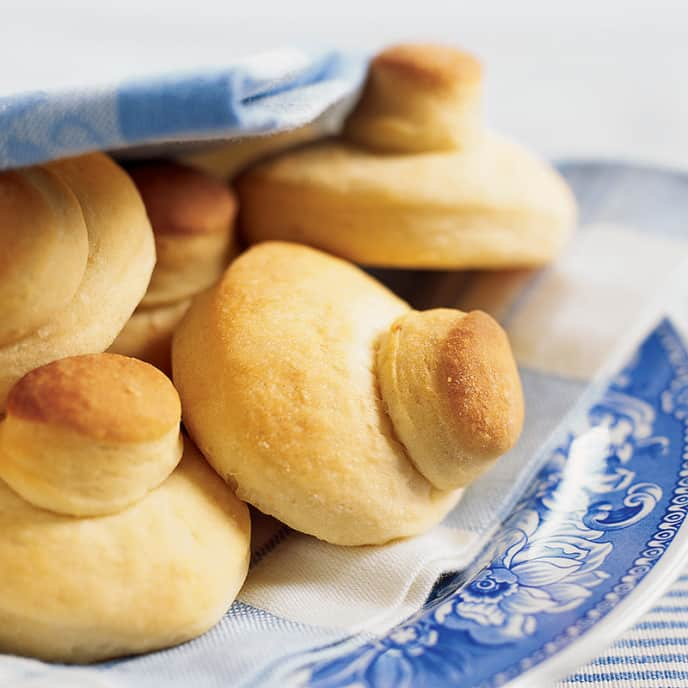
(0, 46, 366, 171)
(1, 51, 688, 686)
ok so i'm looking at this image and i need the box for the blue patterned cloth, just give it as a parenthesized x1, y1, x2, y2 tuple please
(0, 47, 366, 170)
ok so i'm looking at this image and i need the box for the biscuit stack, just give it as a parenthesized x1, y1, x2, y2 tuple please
(109, 161, 237, 372)
(0, 43, 575, 663)
(0, 354, 250, 662)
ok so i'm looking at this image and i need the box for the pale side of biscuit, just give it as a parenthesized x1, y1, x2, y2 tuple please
(0, 442, 250, 663)
(178, 122, 323, 180)
(109, 299, 192, 374)
(143, 230, 237, 307)
(237, 134, 576, 268)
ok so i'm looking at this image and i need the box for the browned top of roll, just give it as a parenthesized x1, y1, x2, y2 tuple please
(7, 353, 181, 442)
(440, 310, 523, 459)
(376, 307, 523, 490)
(128, 161, 237, 236)
(373, 44, 482, 90)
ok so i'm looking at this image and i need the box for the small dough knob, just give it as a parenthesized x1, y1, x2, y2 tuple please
(343, 43, 483, 153)
(0, 353, 183, 516)
(376, 309, 523, 489)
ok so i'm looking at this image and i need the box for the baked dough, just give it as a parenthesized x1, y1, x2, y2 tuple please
(236, 44, 576, 269)
(0, 353, 250, 663)
(172, 242, 523, 545)
(109, 299, 192, 373)
(110, 162, 236, 370)
(129, 161, 237, 307)
(0, 154, 155, 409)
(0, 354, 183, 516)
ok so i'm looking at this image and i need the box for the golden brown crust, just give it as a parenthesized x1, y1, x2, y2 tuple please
(0, 167, 89, 347)
(128, 161, 237, 236)
(376, 308, 523, 490)
(440, 311, 524, 458)
(1, 352, 183, 517)
(373, 43, 482, 90)
(0, 153, 156, 412)
(8, 353, 181, 442)
(341, 43, 484, 154)
(127, 161, 237, 307)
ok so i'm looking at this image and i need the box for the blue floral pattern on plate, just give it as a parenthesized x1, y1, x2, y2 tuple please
(272, 318, 688, 688)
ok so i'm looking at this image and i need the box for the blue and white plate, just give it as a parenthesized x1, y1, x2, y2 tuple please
(291, 317, 688, 687)
(250, 163, 688, 688)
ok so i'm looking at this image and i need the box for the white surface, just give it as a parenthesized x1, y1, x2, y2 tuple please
(4, 0, 688, 168)
(506, 225, 688, 379)
(241, 517, 478, 633)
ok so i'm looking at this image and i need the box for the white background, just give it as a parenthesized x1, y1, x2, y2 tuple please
(4, 0, 688, 168)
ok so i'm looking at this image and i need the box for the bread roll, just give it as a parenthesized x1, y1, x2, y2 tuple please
(237, 44, 576, 269)
(377, 309, 523, 489)
(0, 353, 250, 663)
(0, 354, 183, 516)
(172, 242, 523, 545)
(0, 154, 155, 410)
(344, 43, 483, 153)
(109, 299, 192, 374)
(110, 162, 237, 370)
(129, 161, 237, 307)
(0, 167, 88, 347)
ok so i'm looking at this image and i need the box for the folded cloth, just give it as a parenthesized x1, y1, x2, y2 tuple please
(0, 47, 366, 170)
